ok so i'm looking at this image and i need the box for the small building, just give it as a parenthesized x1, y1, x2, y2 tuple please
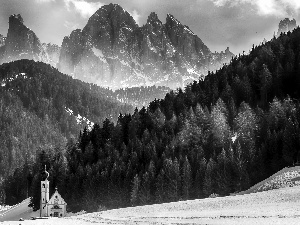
(40, 166, 67, 217)
(47, 188, 67, 217)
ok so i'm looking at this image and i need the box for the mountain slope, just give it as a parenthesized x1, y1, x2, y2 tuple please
(58, 3, 233, 90)
(239, 166, 300, 195)
(0, 59, 133, 179)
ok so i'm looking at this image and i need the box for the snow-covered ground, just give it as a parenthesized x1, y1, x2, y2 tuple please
(0, 198, 39, 222)
(3, 166, 300, 224)
(2, 186, 300, 225)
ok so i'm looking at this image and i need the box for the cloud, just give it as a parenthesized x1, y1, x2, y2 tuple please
(64, 21, 80, 30)
(211, 0, 300, 17)
(35, 0, 55, 2)
(129, 9, 141, 25)
(64, 0, 104, 18)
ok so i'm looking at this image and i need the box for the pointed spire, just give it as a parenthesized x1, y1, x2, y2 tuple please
(44, 165, 49, 180)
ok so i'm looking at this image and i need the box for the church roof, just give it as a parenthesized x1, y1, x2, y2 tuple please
(47, 188, 67, 206)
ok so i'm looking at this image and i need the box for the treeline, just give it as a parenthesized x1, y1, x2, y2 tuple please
(114, 86, 170, 108)
(3, 27, 300, 212)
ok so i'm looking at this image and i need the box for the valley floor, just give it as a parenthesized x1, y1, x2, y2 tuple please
(2, 186, 300, 225)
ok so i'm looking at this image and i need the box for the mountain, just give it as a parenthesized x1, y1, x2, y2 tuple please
(0, 14, 49, 64)
(0, 59, 133, 179)
(0, 15, 60, 68)
(277, 18, 297, 36)
(43, 43, 61, 67)
(58, 4, 233, 90)
(0, 8, 233, 90)
(0, 34, 5, 47)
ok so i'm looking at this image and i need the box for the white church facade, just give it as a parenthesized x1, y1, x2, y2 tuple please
(40, 167, 67, 217)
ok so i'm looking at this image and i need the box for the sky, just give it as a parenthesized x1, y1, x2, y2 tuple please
(0, 0, 300, 55)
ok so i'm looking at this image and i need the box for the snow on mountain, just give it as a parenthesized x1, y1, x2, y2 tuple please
(65, 107, 94, 130)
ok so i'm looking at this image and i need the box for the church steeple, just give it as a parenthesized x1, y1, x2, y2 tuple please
(40, 165, 50, 217)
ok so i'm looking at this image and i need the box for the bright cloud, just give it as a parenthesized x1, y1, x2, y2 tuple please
(130, 9, 141, 25)
(64, 21, 80, 30)
(64, 0, 104, 18)
(35, 0, 55, 3)
(211, 0, 300, 17)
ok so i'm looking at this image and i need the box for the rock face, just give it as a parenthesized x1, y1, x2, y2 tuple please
(0, 14, 49, 64)
(58, 4, 233, 89)
(0, 34, 5, 47)
(43, 43, 61, 67)
(0, 34, 5, 61)
(277, 18, 297, 36)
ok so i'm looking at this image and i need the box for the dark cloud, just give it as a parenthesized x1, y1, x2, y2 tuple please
(0, 0, 299, 54)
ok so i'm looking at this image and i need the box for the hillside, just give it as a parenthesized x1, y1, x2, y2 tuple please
(239, 166, 300, 195)
(0, 59, 133, 180)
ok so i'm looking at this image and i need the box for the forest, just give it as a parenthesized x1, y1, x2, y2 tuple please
(2, 27, 300, 213)
(0, 60, 133, 179)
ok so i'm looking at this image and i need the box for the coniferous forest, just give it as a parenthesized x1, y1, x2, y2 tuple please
(2, 27, 300, 213)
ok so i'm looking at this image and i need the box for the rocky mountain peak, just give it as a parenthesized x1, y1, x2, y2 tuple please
(166, 13, 181, 27)
(9, 14, 24, 25)
(58, 4, 234, 90)
(1, 14, 50, 65)
(147, 12, 161, 24)
(277, 18, 297, 36)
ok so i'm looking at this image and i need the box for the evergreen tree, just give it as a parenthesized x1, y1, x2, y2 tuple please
(181, 156, 192, 200)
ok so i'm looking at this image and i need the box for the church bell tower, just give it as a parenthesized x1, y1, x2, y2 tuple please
(40, 165, 50, 217)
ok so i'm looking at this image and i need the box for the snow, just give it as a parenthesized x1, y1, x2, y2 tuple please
(253, 167, 300, 192)
(0, 198, 39, 222)
(1, 73, 28, 87)
(146, 36, 158, 53)
(65, 107, 94, 130)
(91, 47, 107, 64)
(132, 68, 155, 86)
(231, 133, 237, 143)
(121, 26, 133, 32)
(3, 186, 300, 224)
(120, 59, 130, 67)
(184, 26, 194, 35)
(186, 67, 201, 76)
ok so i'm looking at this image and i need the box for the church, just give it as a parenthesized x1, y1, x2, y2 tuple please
(40, 166, 67, 217)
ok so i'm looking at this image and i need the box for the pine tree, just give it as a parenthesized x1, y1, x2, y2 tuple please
(203, 158, 216, 196)
(195, 158, 206, 198)
(130, 174, 140, 205)
(139, 172, 151, 205)
(181, 156, 192, 200)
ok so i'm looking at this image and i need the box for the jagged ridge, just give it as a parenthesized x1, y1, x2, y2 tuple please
(58, 3, 234, 90)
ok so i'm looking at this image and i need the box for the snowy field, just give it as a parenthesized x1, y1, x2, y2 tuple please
(2, 185, 300, 225)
